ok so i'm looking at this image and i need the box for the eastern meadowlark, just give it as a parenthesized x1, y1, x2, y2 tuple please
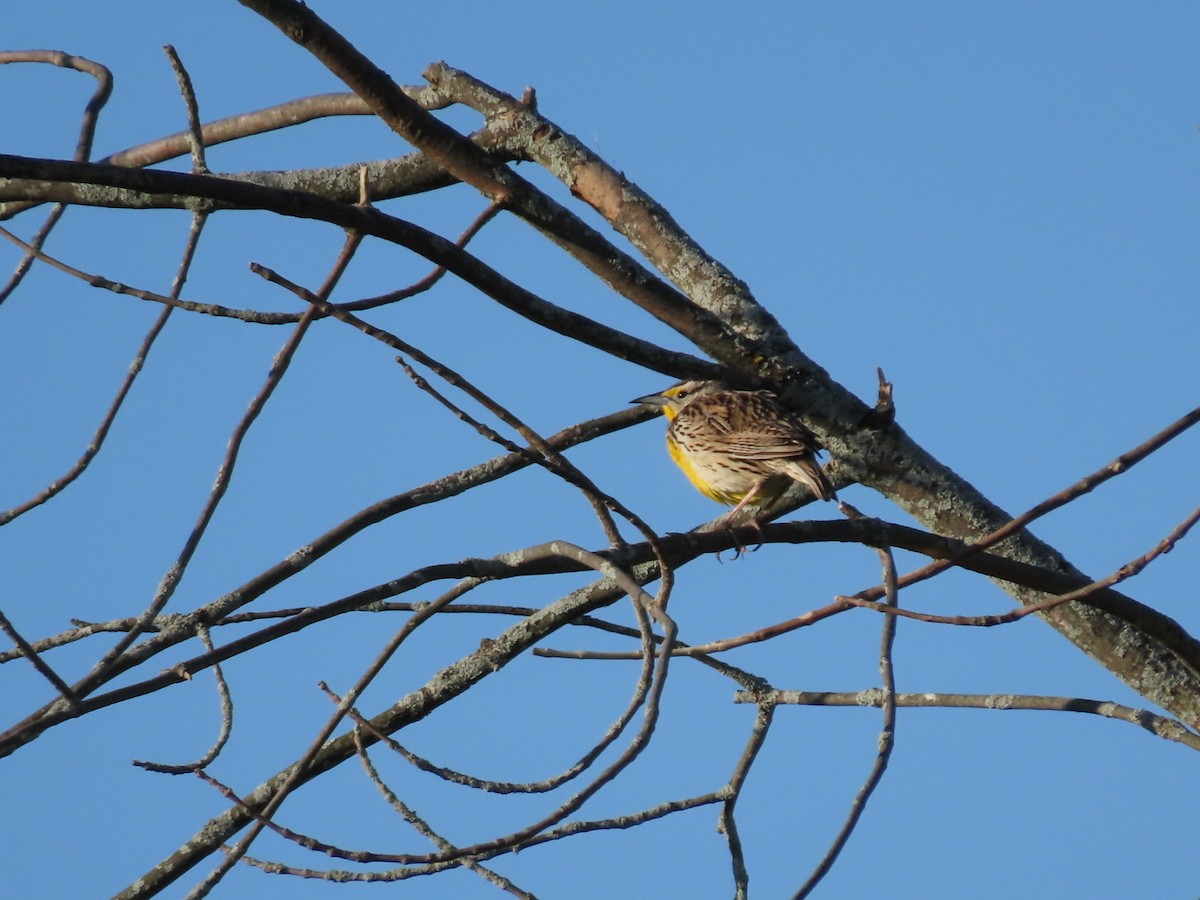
(635, 380, 836, 523)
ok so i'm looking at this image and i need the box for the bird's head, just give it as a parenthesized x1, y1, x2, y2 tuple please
(632, 380, 716, 421)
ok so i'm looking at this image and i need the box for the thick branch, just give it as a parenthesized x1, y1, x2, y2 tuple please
(422, 67, 1200, 726)
(237, 0, 759, 365)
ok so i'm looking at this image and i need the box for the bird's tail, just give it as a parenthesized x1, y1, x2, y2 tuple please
(783, 458, 836, 502)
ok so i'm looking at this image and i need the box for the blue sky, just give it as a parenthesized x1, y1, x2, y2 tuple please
(2, 3, 1198, 898)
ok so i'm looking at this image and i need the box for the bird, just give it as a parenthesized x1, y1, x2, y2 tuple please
(634, 380, 836, 525)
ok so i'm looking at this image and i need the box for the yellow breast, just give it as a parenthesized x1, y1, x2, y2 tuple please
(667, 436, 735, 503)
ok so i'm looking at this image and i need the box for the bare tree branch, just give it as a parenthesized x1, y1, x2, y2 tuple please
(0, 153, 719, 379)
(235, 0, 1200, 726)
(739, 690, 1200, 752)
(795, 534, 900, 898)
(0, 50, 111, 301)
(404, 55, 1200, 726)
(2, 16, 1194, 897)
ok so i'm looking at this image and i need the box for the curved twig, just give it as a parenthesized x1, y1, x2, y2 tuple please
(0, 50, 111, 302)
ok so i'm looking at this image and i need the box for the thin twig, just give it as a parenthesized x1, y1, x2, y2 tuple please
(163, 45, 209, 174)
(0, 224, 302, 322)
(336, 200, 503, 310)
(719, 702, 775, 899)
(0, 50, 111, 303)
(353, 732, 535, 898)
(736, 691, 1200, 752)
(0, 198, 505, 321)
(794, 538, 899, 898)
(0, 302, 173, 526)
(334, 587, 658, 793)
(184, 575, 490, 898)
(229, 790, 725, 881)
(132, 626, 233, 773)
(0, 609, 76, 703)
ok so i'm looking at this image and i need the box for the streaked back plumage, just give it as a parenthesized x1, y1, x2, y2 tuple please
(637, 380, 835, 512)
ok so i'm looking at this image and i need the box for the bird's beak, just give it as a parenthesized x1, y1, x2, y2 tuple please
(632, 392, 669, 408)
